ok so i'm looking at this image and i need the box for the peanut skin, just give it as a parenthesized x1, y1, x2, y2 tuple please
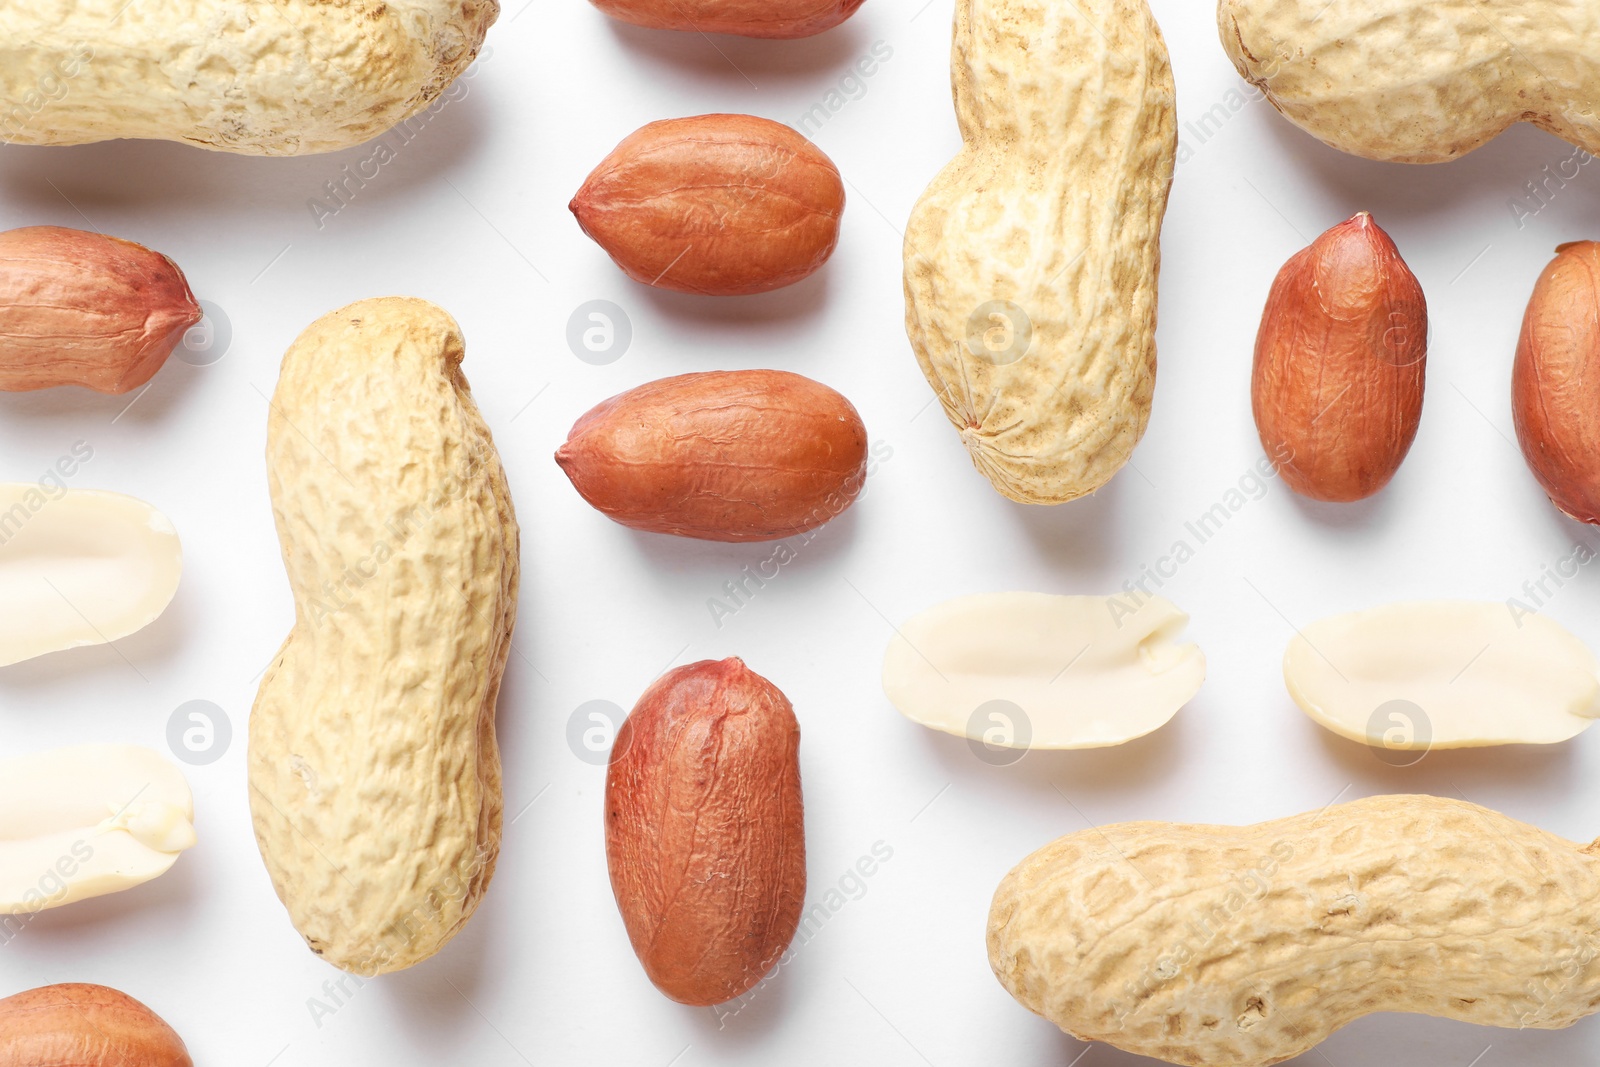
(989, 794, 1600, 1066)
(0, 984, 192, 1067)
(0, 226, 201, 394)
(1514, 241, 1600, 525)
(571, 115, 844, 296)
(589, 0, 864, 37)
(1252, 213, 1426, 502)
(606, 659, 805, 1006)
(555, 369, 869, 542)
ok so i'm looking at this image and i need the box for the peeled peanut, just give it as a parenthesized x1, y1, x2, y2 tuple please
(606, 659, 805, 1005)
(0, 227, 201, 394)
(589, 0, 863, 37)
(556, 369, 868, 542)
(571, 115, 845, 296)
(1514, 241, 1600, 524)
(250, 298, 519, 976)
(0, 984, 191, 1067)
(1252, 213, 1426, 502)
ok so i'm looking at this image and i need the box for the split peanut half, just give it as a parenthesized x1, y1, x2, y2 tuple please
(881, 592, 1205, 750)
(0, 486, 181, 667)
(0, 745, 196, 915)
(1284, 601, 1600, 748)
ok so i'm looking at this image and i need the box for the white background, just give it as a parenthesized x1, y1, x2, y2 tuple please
(3, 0, 1600, 1064)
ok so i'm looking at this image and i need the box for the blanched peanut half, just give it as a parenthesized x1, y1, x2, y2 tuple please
(0, 745, 195, 914)
(881, 593, 1204, 749)
(0, 486, 181, 667)
(1285, 601, 1600, 747)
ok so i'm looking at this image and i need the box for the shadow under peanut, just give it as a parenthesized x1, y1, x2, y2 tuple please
(1306, 710, 1580, 804)
(602, 17, 872, 85)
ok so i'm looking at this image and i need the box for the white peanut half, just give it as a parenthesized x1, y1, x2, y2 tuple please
(904, 0, 1177, 504)
(0, 484, 181, 667)
(0, 0, 495, 155)
(1218, 0, 1600, 163)
(0, 745, 195, 915)
(881, 593, 1204, 749)
(990, 794, 1600, 1066)
(1284, 601, 1600, 748)
(249, 298, 519, 975)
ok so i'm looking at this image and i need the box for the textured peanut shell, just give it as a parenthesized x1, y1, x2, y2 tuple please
(589, 0, 864, 38)
(571, 115, 845, 296)
(1218, 0, 1600, 163)
(0, 0, 496, 155)
(606, 659, 805, 1006)
(989, 794, 1600, 1066)
(556, 369, 868, 542)
(904, 0, 1177, 504)
(250, 298, 519, 975)
(1252, 213, 1426, 502)
(1514, 241, 1600, 525)
(0, 227, 200, 394)
(0, 984, 192, 1067)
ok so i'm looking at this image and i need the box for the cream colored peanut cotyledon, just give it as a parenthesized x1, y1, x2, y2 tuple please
(882, 593, 1205, 749)
(0, 0, 496, 155)
(0, 745, 196, 914)
(904, 0, 1177, 504)
(1283, 601, 1600, 748)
